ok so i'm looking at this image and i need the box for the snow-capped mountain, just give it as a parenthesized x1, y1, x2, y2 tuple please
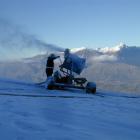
(71, 47, 86, 53)
(97, 43, 127, 54)
(71, 43, 127, 55)
(74, 43, 140, 66)
(70, 43, 140, 93)
(96, 43, 140, 66)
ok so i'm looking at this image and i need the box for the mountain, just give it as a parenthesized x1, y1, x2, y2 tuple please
(71, 47, 86, 53)
(97, 42, 126, 54)
(0, 78, 140, 140)
(73, 43, 140, 93)
(0, 43, 140, 94)
(74, 43, 140, 65)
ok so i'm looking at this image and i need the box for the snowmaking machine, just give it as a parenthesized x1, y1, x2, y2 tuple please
(46, 52, 96, 94)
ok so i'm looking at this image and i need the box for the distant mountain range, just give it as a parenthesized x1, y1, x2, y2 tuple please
(73, 43, 140, 93)
(74, 43, 140, 66)
(0, 43, 140, 94)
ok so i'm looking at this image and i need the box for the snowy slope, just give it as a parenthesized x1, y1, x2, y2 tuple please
(0, 79, 140, 140)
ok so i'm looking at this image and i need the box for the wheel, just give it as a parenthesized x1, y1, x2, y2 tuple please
(47, 79, 54, 90)
(86, 82, 96, 94)
(47, 83, 54, 90)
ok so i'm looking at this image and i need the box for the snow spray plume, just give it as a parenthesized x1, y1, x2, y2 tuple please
(0, 19, 63, 61)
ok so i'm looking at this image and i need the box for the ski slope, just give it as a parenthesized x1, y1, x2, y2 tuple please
(0, 79, 140, 140)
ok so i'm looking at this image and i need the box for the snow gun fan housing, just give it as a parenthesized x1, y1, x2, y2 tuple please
(47, 51, 96, 94)
(60, 53, 86, 75)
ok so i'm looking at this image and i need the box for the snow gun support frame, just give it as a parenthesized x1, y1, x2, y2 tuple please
(47, 54, 96, 94)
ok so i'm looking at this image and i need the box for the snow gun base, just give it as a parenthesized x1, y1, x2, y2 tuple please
(47, 78, 96, 94)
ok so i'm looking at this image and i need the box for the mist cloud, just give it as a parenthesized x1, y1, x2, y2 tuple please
(0, 18, 63, 61)
(91, 54, 118, 62)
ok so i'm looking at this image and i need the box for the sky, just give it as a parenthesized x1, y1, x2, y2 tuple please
(0, 0, 140, 49)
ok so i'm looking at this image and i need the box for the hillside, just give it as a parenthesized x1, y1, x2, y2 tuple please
(0, 78, 140, 140)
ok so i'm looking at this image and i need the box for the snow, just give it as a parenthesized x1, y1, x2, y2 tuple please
(97, 43, 127, 53)
(70, 43, 127, 54)
(0, 78, 140, 140)
(71, 47, 86, 53)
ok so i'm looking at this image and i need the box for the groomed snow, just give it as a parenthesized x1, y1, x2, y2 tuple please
(0, 79, 140, 140)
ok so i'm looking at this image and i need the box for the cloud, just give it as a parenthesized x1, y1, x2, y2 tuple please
(91, 54, 118, 62)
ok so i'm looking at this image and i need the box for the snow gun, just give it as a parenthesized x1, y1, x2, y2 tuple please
(47, 52, 96, 94)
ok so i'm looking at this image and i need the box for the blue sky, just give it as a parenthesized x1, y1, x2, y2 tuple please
(0, 0, 140, 49)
